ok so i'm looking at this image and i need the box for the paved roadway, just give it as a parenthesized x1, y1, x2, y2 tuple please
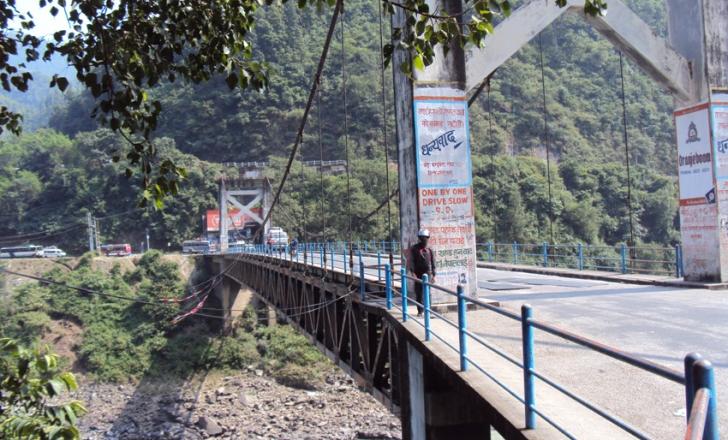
(467, 267, 728, 439)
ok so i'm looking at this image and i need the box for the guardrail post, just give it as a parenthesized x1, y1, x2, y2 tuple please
(513, 242, 518, 265)
(542, 242, 548, 267)
(359, 251, 365, 301)
(457, 284, 468, 371)
(620, 243, 628, 274)
(521, 304, 536, 429)
(685, 353, 703, 422)
(488, 241, 494, 262)
(676, 244, 683, 278)
(401, 267, 408, 322)
(423, 274, 431, 341)
(385, 264, 392, 310)
(578, 243, 584, 270)
(692, 359, 719, 440)
(377, 251, 382, 281)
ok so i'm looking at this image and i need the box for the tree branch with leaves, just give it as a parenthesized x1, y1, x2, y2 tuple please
(0, 0, 606, 206)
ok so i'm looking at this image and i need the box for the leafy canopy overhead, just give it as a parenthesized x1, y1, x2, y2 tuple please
(1, 0, 606, 205)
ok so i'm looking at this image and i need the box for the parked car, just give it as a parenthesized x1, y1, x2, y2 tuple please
(39, 246, 67, 258)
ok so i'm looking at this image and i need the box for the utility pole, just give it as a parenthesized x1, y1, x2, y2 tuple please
(87, 213, 94, 252)
(145, 228, 150, 251)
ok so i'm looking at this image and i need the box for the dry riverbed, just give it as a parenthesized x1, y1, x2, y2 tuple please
(70, 369, 401, 439)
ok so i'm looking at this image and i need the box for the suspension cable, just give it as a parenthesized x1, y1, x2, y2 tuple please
(486, 77, 498, 242)
(619, 51, 636, 249)
(316, 80, 328, 245)
(251, 0, 342, 244)
(298, 131, 308, 243)
(339, 1, 354, 276)
(377, 0, 394, 251)
(341, 2, 352, 234)
(538, 32, 555, 243)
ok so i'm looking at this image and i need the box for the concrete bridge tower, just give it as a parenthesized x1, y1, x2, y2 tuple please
(395, 0, 728, 285)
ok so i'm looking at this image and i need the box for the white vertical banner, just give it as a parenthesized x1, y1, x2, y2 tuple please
(710, 91, 728, 280)
(674, 102, 720, 280)
(413, 86, 477, 300)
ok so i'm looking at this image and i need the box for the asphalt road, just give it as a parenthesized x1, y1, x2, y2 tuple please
(470, 267, 728, 439)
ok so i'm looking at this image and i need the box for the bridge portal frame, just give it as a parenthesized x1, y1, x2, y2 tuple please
(407, 0, 728, 282)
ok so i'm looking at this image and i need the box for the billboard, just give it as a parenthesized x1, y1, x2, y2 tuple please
(675, 103, 714, 205)
(414, 86, 477, 299)
(674, 102, 719, 280)
(206, 208, 262, 232)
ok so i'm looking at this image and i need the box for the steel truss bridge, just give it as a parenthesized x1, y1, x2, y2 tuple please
(211, 247, 718, 440)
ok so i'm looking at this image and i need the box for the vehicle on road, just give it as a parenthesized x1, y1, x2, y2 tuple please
(265, 228, 289, 249)
(39, 246, 67, 258)
(0, 245, 43, 258)
(100, 243, 132, 257)
(182, 240, 211, 254)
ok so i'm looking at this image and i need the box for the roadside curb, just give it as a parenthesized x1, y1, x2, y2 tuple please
(476, 262, 728, 290)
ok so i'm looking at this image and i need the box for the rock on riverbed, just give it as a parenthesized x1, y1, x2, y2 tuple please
(70, 371, 401, 439)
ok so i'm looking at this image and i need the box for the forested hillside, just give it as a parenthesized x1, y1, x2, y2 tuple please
(2, 0, 679, 251)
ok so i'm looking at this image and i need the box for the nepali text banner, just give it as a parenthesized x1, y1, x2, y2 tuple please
(414, 87, 477, 298)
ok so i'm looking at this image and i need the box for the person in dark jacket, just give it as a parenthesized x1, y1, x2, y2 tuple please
(409, 228, 436, 316)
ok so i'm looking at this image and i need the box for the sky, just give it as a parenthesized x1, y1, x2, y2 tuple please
(14, 1, 73, 37)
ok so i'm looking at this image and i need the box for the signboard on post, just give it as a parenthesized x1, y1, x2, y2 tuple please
(413, 86, 477, 300)
(674, 102, 720, 280)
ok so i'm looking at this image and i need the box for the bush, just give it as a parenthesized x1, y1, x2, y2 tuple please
(272, 363, 319, 390)
(255, 324, 331, 388)
(0, 338, 86, 439)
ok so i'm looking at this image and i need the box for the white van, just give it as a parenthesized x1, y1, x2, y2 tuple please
(39, 246, 67, 258)
(265, 228, 289, 248)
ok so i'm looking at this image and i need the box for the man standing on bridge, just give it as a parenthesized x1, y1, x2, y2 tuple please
(409, 229, 436, 316)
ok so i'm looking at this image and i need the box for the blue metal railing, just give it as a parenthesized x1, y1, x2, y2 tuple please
(479, 242, 684, 278)
(229, 243, 713, 439)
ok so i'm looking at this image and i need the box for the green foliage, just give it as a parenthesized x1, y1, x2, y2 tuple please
(255, 324, 330, 389)
(3, 0, 679, 248)
(2, 254, 331, 389)
(0, 129, 220, 254)
(0, 338, 86, 440)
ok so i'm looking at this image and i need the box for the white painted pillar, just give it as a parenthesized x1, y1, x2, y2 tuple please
(392, 0, 478, 301)
(667, 0, 728, 282)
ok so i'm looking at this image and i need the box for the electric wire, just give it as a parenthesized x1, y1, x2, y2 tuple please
(0, 268, 218, 307)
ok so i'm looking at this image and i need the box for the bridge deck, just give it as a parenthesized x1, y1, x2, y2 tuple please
(226, 251, 691, 439)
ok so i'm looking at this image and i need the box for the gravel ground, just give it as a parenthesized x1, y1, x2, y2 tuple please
(70, 370, 401, 439)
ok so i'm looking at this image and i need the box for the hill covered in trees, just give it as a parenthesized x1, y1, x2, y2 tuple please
(1, 0, 678, 251)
